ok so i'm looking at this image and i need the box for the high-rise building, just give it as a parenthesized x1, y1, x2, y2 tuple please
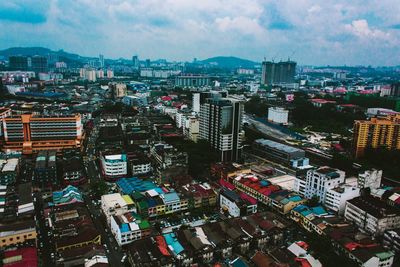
(99, 54, 104, 68)
(9, 56, 28, 71)
(261, 60, 296, 86)
(353, 114, 400, 158)
(199, 92, 244, 162)
(132, 55, 139, 69)
(192, 93, 200, 113)
(2, 114, 82, 154)
(31, 56, 48, 73)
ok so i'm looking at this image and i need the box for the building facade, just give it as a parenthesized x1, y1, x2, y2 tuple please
(2, 114, 82, 154)
(199, 93, 244, 162)
(261, 60, 296, 86)
(353, 114, 400, 158)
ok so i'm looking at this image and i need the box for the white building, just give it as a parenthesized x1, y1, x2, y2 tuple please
(192, 93, 200, 113)
(131, 161, 151, 176)
(101, 193, 135, 222)
(219, 189, 257, 218)
(344, 196, 400, 236)
(184, 116, 199, 142)
(80, 68, 97, 82)
(110, 212, 150, 246)
(358, 169, 382, 189)
(100, 153, 127, 179)
(295, 167, 345, 203)
(107, 69, 114, 79)
(268, 107, 289, 125)
(325, 185, 360, 215)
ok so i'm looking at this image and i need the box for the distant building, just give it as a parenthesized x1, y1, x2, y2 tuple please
(80, 68, 97, 82)
(107, 69, 114, 79)
(353, 114, 400, 158)
(237, 68, 254, 75)
(268, 107, 289, 125)
(31, 55, 47, 73)
(9, 56, 28, 71)
(99, 54, 104, 68)
(132, 55, 139, 69)
(109, 82, 127, 99)
(175, 74, 210, 87)
(110, 212, 151, 246)
(261, 60, 296, 86)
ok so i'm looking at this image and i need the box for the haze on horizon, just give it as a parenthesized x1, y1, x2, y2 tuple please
(0, 0, 400, 66)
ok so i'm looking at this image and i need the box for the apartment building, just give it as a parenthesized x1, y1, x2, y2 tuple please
(353, 114, 400, 158)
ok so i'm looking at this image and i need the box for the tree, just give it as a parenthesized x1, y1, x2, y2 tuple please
(89, 179, 108, 199)
(307, 195, 320, 207)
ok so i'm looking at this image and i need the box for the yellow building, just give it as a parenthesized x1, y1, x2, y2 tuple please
(0, 221, 37, 248)
(353, 114, 400, 158)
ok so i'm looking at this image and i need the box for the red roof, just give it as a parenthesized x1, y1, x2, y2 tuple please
(239, 192, 257, 205)
(161, 96, 172, 101)
(4, 247, 38, 267)
(220, 179, 235, 190)
(311, 98, 336, 104)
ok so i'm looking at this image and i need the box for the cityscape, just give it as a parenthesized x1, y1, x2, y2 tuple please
(1, 1, 400, 267)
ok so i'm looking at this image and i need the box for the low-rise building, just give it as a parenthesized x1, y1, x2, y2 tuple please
(0, 220, 37, 248)
(219, 188, 257, 217)
(344, 196, 400, 236)
(101, 193, 136, 221)
(0, 158, 19, 185)
(358, 169, 382, 189)
(100, 152, 128, 181)
(110, 212, 151, 246)
(325, 185, 360, 215)
(294, 166, 345, 203)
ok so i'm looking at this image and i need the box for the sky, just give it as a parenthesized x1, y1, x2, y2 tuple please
(0, 0, 400, 66)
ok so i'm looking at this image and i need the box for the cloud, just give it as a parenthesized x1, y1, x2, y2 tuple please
(0, 0, 399, 65)
(345, 19, 390, 40)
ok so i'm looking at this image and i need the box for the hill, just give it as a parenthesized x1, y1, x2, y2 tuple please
(0, 47, 89, 59)
(199, 56, 259, 69)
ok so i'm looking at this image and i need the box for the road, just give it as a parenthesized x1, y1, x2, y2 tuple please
(82, 118, 126, 266)
(34, 192, 56, 267)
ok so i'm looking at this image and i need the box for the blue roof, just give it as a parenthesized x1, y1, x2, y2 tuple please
(311, 206, 327, 215)
(288, 195, 303, 202)
(163, 192, 180, 203)
(121, 224, 130, 233)
(117, 177, 158, 194)
(163, 233, 184, 255)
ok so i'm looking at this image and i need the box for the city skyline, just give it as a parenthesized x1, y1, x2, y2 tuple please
(1, 0, 400, 66)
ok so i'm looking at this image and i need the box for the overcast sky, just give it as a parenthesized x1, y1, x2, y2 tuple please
(1, 0, 400, 66)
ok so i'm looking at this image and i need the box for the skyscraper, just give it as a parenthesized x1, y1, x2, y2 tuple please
(31, 56, 48, 73)
(9, 56, 28, 71)
(199, 91, 244, 162)
(99, 54, 104, 68)
(261, 60, 296, 86)
(132, 55, 139, 69)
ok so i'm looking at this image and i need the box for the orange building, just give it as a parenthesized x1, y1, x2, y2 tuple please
(2, 114, 82, 154)
(353, 114, 400, 158)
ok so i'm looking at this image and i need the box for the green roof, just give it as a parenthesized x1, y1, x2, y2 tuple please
(138, 220, 150, 229)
